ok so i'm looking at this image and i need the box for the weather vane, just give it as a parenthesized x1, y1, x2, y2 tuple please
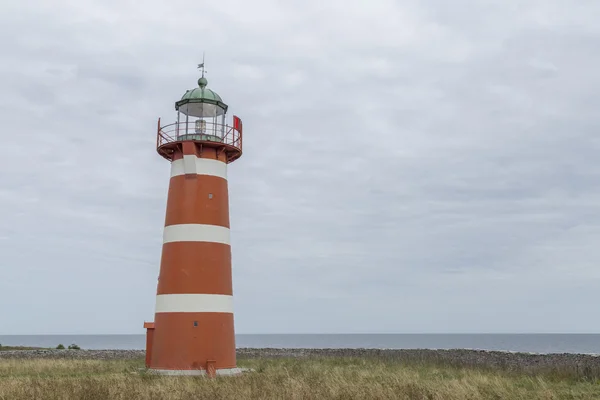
(197, 52, 207, 77)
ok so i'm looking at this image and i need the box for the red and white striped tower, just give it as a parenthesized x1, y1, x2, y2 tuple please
(144, 65, 243, 376)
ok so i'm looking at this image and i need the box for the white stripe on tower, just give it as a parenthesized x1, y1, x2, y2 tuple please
(162, 224, 231, 244)
(170, 155, 228, 179)
(155, 294, 234, 313)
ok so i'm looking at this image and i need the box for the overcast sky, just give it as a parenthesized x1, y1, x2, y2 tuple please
(1, 0, 600, 335)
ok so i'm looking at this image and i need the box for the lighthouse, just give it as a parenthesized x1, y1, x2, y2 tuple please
(143, 64, 243, 376)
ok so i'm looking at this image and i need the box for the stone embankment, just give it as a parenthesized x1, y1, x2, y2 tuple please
(2, 348, 599, 377)
(0, 349, 145, 360)
(238, 348, 600, 377)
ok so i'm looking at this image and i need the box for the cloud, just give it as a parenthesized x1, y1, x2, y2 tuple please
(1, 0, 600, 334)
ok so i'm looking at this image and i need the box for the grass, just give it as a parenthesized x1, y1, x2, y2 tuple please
(0, 356, 599, 399)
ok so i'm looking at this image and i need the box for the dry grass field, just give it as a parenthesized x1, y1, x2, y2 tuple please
(1, 356, 599, 399)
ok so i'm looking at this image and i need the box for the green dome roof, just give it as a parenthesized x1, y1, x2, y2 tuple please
(181, 85, 223, 103)
(175, 77, 228, 117)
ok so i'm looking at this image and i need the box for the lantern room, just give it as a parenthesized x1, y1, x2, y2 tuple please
(156, 68, 243, 163)
(175, 76, 228, 142)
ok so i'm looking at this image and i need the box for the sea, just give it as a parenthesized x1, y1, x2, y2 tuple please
(1, 334, 600, 354)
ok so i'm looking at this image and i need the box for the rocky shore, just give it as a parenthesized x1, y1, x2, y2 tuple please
(238, 348, 600, 377)
(2, 348, 600, 377)
(0, 349, 145, 360)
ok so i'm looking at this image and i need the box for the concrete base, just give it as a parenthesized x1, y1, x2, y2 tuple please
(145, 367, 251, 376)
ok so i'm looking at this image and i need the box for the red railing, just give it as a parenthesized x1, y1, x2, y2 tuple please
(156, 118, 243, 158)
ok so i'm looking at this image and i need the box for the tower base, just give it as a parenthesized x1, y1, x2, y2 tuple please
(146, 367, 244, 376)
